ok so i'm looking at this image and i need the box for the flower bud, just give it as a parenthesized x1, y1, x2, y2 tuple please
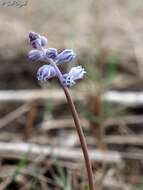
(31, 38, 42, 49)
(29, 32, 40, 42)
(29, 32, 48, 49)
(57, 49, 76, 64)
(46, 48, 58, 60)
(37, 64, 57, 81)
(28, 50, 43, 62)
(40, 36, 48, 47)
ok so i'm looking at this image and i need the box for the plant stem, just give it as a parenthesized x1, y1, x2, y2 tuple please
(63, 86, 95, 190)
(49, 58, 95, 190)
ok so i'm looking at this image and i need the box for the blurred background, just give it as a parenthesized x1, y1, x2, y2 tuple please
(0, 0, 143, 189)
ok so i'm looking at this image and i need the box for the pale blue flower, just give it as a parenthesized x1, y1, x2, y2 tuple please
(28, 49, 50, 62)
(29, 32, 40, 41)
(28, 32, 86, 87)
(28, 50, 43, 61)
(68, 66, 86, 80)
(46, 48, 58, 60)
(37, 64, 57, 81)
(63, 74, 75, 87)
(29, 32, 48, 49)
(31, 38, 42, 49)
(63, 66, 86, 87)
(40, 36, 48, 46)
(57, 49, 76, 64)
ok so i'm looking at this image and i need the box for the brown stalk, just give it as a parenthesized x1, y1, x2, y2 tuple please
(63, 86, 95, 190)
(49, 59, 95, 190)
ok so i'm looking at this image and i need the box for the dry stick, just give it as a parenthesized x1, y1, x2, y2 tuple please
(0, 142, 122, 163)
(0, 104, 30, 129)
(25, 102, 37, 140)
(49, 59, 95, 190)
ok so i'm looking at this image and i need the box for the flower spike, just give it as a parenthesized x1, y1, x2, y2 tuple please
(28, 32, 95, 190)
(28, 32, 86, 87)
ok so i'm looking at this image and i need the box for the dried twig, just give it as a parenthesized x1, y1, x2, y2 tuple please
(0, 142, 122, 164)
(1, 90, 143, 106)
(41, 118, 89, 131)
(103, 91, 143, 106)
(103, 114, 143, 127)
(24, 103, 37, 140)
(0, 89, 85, 102)
(105, 135, 143, 146)
(0, 104, 30, 129)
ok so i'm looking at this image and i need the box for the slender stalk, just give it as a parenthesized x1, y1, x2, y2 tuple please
(49, 59, 95, 190)
(63, 86, 95, 190)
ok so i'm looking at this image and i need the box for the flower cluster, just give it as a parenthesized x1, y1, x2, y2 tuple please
(28, 32, 86, 87)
